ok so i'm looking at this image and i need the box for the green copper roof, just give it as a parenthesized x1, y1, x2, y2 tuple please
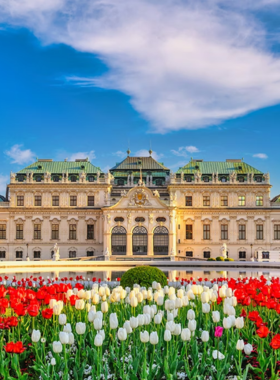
(177, 160, 263, 175)
(110, 156, 169, 171)
(17, 160, 102, 174)
(271, 195, 280, 203)
(112, 171, 167, 177)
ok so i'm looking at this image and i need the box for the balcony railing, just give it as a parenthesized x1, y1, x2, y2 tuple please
(0, 202, 10, 207)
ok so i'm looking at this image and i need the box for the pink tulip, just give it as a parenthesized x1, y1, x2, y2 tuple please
(215, 326, 223, 337)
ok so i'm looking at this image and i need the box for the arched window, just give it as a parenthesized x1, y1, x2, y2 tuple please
(221, 177, 227, 183)
(114, 217, 124, 222)
(88, 176, 94, 182)
(156, 217, 166, 223)
(135, 217, 145, 223)
(153, 226, 169, 255)
(186, 176, 192, 182)
(111, 226, 126, 255)
(133, 226, 147, 255)
(155, 179, 162, 186)
(53, 176, 59, 182)
(71, 176, 77, 183)
(34, 251, 41, 260)
(204, 177, 209, 182)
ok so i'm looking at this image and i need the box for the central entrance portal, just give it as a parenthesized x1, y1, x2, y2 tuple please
(132, 226, 147, 255)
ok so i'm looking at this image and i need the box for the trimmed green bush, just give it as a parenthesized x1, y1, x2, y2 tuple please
(120, 266, 168, 288)
(216, 256, 225, 261)
(207, 258, 216, 261)
(225, 258, 234, 261)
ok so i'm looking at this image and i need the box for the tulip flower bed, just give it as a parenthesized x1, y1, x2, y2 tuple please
(1, 274, 280, 380)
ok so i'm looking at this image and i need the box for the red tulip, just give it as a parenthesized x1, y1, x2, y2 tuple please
(27, 304, 39, 317)
(256, 326, 269, 338)
(42, 308, 53, 319)
(4, 341, 26, 354)
(270, 334, 280, 349)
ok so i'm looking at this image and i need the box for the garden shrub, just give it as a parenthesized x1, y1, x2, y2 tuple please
(225, 258, 234, 261)
(216, 256, 225, 261)
(207, 258, 216, 261)
(120, 266, 168, 288)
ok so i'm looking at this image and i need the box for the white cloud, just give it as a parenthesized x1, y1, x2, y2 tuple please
(5, 144, 36, 165)
(171, 146, 199, 157)
(114, 151, 127, 158)
(68, 150, 95, 161)
(135, 149, 163, 161)
(2, 1, 280, 131)
(0, 174, 8, 195)
(253, 153, 268, 159)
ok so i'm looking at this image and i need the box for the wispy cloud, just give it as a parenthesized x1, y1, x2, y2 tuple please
(171, 146, 199, 157)
(5, 144, 36, 165)
(114, 151, 127, 159)
(135, 149, 163, 161)
(253, 153, 268, 159)
(0, 174, 8, 195)
(2, 1, 280, 132)
(68, 150, 96, 161)
(168, 160, 187, 170)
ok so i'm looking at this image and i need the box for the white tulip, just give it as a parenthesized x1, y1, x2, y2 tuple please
(187, 309, 195, 320)
(151, 305, 157, 315)
(94, 318, 103, 331)
(138, 314, 145, 326)
(201, 331, 209, 342)
(117, 328, 127, 341)
(124, 321, 132, 334)
(137, 293, 144, 303)
(236, 339, 244, 351)
(181, 328, 191, 341)
(51, 358, 56, 366)
(212, 350, 225, 360)
(75, 299, 85, 310)
(167, 312, 174, 322)
(154, 314, 162, 324)
(49, 299, 57, 308)
(175, 298, 183, 309)
(59, 314, 67, 326)
(101, 301, 108, 313)
(144, 314, 151, 325)
(130, 296, 138, 307)
(76, 322, 86, 335)
(53, 341, 62, 353)
(201, 292, 210, 303)
(244, 343, 253, 355)
(223, 317, 232, 329)
(182, 296, 189, 306)
(31, 329, 41, 343)
(219, 287, 226, 298)
(99, 329, 105, 341)
(150, 331, 159, 345)
(88, 311, 96, 322)
(59, 332, 69, 345)
(92, 294, 100, 305)
(68, 332, 74, 345)
(94, 333, 103, 347)
(202, 303, 210, 314)
(226, 288, 232, 298)
(53, 304, 62, 316)
(140, 331, 149, 343)
(173, 323, 181, 336)
(166, 321, 176, 332)
(188, 319, 197, 332)
(130, 317, 138, 329)
(164, 330, 172, 341)
(235, 317, 244, 329)
(63, 323, 72, 333)
(212, 311, 220, 323)
(157, 296, 164, 306)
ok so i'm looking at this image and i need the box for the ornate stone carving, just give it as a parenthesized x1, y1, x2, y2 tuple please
(153, 189, 160, 198)
(129, 189, 151, 206)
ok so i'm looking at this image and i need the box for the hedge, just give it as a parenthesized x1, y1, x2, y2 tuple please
(120, 266, 168, 288)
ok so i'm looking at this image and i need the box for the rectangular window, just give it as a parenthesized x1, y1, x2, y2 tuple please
(203, 251, 211, 259)
(221, 224, 228, 240)
(239, 224, 246, 240)
(256, 196, 263, 206)
(203, 225, 210, 240)
(34, 251, 41, 260)
(87, 251, 94, 257)
(17, 196, 24, 206)
(239, 251, 246, 259)
(69, 251, 76, 258)
(186, 225, 193, 240)
(16, 224, 23, 240)
(16, 251, 23, 260)
(0, 251, 6, 259)
(220, 196, 228, 206)
(69, 224, 77, 240)
(238, 196, 246, 206)
(51, 224, 59, 240)
(274, 225, 280, 240)
(203, 196, 210, 206)
(70, 196, 77, 207)
(34, 196, 42, 206)
(256, 225, 264, 240)
(52, 196, 59, 206)
(88, 196, 95, 207)
(0, 225, 6, 239)
(87, 225, 94, 239)
(185, 196, 192, 206)
(186, 251, 193, 257)
(34, 224, 41, 240)
(262, 251, 269, 259)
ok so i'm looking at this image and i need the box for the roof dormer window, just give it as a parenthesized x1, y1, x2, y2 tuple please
(221, 177, 227, 182)
(81, 165, 85, 170)
(195, 165, 199, 170)
(204, 177, 209, 182)
(38, 165, 42, 170)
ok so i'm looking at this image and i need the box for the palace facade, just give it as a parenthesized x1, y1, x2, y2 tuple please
(0, 152, 280, 262)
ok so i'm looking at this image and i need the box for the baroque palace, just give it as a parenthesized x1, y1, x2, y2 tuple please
(0, 151, 280, 262)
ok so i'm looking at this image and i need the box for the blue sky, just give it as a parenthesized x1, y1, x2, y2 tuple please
(0, 1, 279, 196)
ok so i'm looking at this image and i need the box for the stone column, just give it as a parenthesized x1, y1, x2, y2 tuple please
(126, 232, 132, 256)
(148, 232, 153, 256)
